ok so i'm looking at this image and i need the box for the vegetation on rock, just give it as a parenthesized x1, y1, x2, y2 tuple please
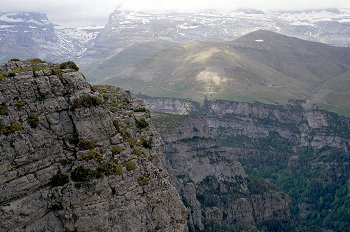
(136, 118, 149, 129)
(111, 146, 122, 154)
(71, 166, 97, 182)
(134, 107, 148, 113)
(51, 173, 70, 186)
(125, 160, 136, 171)
(71, 95, 102, 110)
(15, 100, 26, 109)
(97, 163, 122, 176)
(28, 58, 45, 64)
(28, 114, 39, 128)
(138, 176, 150, 186)
(78, 149, 103, 161)
(7, 72, 15, 77)
(0, 105, 9, 115)
(78, 139, 96, 150)
(59, 61, 79, 71)
(0, 59, 187, 231)
(141, 137, 152, 149)
(5, 121, 23, 134)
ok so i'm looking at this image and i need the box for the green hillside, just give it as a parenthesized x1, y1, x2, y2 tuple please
(311, 70, 350, 115)
(82, 30, 350, 115)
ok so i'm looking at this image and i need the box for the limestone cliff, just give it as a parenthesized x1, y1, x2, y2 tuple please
(0, 60, 187, 232)
(141, 96, 200, 115)
(143, 96, 350, 231)
(152, 114, 292, 231)
(205, 100, 350, 151)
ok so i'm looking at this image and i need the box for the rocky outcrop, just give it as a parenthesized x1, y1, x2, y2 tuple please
(146, 96, 350, 231)
(0, 60, 187, 231)
(205, 100, 350, 151)
(141, 96, 350, 151)
(152, 114, 293, 231)
(141, 96, 200, 115)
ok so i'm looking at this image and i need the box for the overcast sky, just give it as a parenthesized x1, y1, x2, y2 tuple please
(1, 0, 350, 27)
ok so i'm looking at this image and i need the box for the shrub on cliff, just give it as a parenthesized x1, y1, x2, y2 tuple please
(0, 105, 9, 115)
(71, 95, 102, 110)
(71, 166, 97, 182)
(28, 114, 39, 128)
(111, 146, 122, 154)
(138, 176, 150, 186)
(71, 163, 123, 182)
(5, 121, 23, 134)
(51, 173, 69, 186)
(125, 160, 136, 171)
(97, 163, 122, 176)
(15, 100, 26, 109)
(136, 118, 149, 129)
(134, 148, 143, 157)
(134, 107, 148, 113)
(141, 137, 152, 149)
(78, 139, 96, 150)
(0, 122, 5, 134)
(0, 73, 6, 80)
(28, 58, 45, 64)
(78, 148, 103, 161)
(7, 72, 15, 77)
(59, 61, 79, 71)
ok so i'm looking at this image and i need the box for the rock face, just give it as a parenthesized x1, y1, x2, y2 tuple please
(204, 100, 350, 151)
(141, 96, 200, 115)
(152, 114, 293, 231)
(143, 96, 350, 151)
(144, 96, 350, 231)
(0, 60, 187, 231)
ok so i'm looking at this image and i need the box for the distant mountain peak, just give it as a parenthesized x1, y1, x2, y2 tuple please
(0, 11, 101, 63)
(0, 12, 51, 25)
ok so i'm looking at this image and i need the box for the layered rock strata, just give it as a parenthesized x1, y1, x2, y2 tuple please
(152, 114, 292, 231)
(0, 60, 187, 232)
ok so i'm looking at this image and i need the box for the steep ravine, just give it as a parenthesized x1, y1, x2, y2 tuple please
(143, 96, 350, 232)
(0, 60, 187, 232)
(152, 114, 293, 231)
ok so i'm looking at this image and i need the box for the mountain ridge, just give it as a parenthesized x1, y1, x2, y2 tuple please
(86, 7, 350, 61)
(84, 30, 350, 116)
(1, 8, 350, 64)
(0, 12, 101, 63)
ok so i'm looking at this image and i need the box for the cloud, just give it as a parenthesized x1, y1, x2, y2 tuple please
(116, 0, 350, 11)
(1, 0, 119, 26)
(1, 0, 349, 26)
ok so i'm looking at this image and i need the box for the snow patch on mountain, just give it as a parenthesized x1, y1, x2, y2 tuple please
(0, 12, 102, 63)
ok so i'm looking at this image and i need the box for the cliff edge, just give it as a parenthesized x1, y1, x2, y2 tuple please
(0, 59, 187, 231)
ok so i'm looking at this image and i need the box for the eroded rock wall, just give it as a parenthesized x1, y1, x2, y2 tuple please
(152, 114, 292, 231)
(0, 60, 187, 232)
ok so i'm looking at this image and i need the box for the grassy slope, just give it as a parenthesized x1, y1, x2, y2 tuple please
(83, 30, 350, 115)
(311, 70, 350, 116)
